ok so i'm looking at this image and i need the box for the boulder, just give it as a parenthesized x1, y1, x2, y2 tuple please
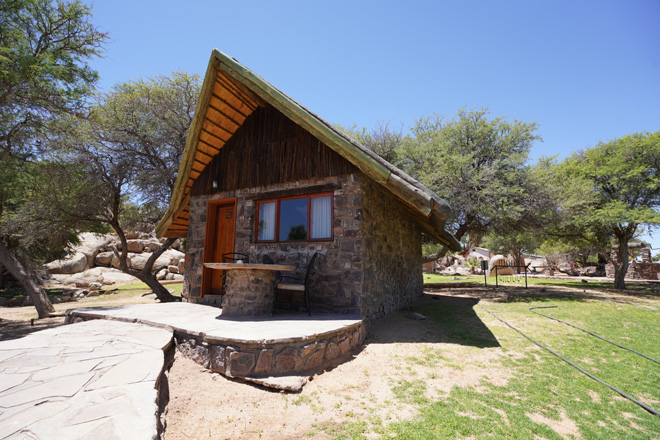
(89, 281, 103, 290)
(95, 252, 114, 267)
(129, 253, 172, 272)
(45, 252, 88, 275)
(178, 258, 185, 274)
(143, 240, 161, 252)
(48, 267, 137, 287)
(162, 249, 185, 266)
(6, 296, 26, 307)
(126, 240, 146, 253)
(44, 233, 113, 274)
(111, 254, 132, 269)
(156, 268, 168, 280)
(168, 265, 179, 274)
(76, 233, 114, 270)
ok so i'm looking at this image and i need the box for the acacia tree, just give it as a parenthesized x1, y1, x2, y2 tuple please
(336, 120, 404, 165)
(398, 108, 545, 261)
(0, 0, 106, 317)
(43, 72, 201, 302)
(550, 132, 660, 289)
(482, 230, 540, 272)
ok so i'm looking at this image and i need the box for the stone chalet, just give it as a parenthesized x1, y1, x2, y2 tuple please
(156, 50, 461, 321)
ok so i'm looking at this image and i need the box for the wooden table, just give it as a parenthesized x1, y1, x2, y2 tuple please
(204, 263, 295, 316)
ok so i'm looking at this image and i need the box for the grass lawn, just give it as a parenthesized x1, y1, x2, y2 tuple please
(321, 284, 660, 439)
(424, 273, 660, 296)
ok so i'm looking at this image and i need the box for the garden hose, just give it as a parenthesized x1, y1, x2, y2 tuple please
(529, 306, 660, 366)
(476, 302, 660, 417)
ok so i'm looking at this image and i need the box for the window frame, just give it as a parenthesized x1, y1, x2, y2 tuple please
(255, 192, 334, 243)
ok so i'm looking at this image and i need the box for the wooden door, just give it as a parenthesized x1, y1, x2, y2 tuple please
(202, 199, 236, 296)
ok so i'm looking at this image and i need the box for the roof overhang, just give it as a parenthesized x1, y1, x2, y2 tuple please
(156, 49, 461, 252)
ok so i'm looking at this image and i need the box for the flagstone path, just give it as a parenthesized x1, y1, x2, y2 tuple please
(0, 320, 172, 440)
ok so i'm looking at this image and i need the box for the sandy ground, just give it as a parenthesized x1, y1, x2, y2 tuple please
(162, 290, 514, 440)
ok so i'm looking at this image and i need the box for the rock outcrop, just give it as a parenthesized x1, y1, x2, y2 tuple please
(45, 232, 185, 287)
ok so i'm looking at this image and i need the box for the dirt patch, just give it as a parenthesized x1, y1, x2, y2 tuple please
(526, 409, 581, 440)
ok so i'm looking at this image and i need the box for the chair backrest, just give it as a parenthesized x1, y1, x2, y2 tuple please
(222, 253, 250, 263)
(304, 252, 319, 287)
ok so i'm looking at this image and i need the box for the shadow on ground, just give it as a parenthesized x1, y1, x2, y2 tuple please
(368, 293, 500, 348)
(0, 317, 65, 341)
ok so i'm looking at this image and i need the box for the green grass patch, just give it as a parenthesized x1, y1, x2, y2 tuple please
(323, 290, 660, 439)
(388, 298, 660, 439)
(423, 273, 660, 296)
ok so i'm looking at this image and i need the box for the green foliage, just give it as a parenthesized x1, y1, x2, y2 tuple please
(0, 0, 106, 296)
(335, 120, 404, 165)
(47, 71, 201, 227)
(548, 132, 660, 287)
(398, 107, 546, 246)
(483, 230, 540, 262)
(422, 240, 446, 256)
(88, 72, 201, 208)
(0, 0, 107, 154)
(0, 159, 107, 261)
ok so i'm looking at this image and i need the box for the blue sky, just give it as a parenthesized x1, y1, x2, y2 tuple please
(87, 0, 660, 251)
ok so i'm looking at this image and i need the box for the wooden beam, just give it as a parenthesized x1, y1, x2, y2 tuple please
(202, 119, 232, 141)
(205, 106, 240, 136)
(211, 82, 253, 117)
(216, 70, 264, 108)
(208, 95, 248, 126)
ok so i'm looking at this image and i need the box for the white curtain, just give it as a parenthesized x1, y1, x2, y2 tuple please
(311, 196, 332, 239)
(258, 202, 276, 240)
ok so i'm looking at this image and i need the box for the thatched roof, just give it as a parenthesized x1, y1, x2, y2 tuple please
(156, 49, 461, 251)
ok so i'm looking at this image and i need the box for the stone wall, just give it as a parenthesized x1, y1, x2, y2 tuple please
(185, 171, 425, 319)
(184, 173, 364, 314)
(176, 321, 365, 379)
(606, 262, 660, 280)
(359, 176, 423, 320)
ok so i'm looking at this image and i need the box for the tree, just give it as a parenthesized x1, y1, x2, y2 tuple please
(398, 107, 544, 261)
(335, 120, 404, 165)
(550, 132, 660, 289)
(42, 72, 201, 302)
(0, 0, 107, 317)
(482, 230, 540, 273)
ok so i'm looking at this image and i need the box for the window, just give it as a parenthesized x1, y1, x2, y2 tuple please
(256, 193, 333, 242)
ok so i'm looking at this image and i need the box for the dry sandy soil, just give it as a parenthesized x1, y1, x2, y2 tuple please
(162, 290, 514, 440)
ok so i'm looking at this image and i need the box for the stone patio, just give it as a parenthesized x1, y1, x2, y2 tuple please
(0, 320, 172, 439)
(0, 303, 364, 439)
(66, 303, 365, 390)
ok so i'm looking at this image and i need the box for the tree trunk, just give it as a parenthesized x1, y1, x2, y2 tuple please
(136, 270, 179, 302)
(422, 247, 449, 263)
(109, 222, 179, 303)
(0, 240, 54, 318)
(137, 237, 179, 303)
(422, 223, 467, 263)
(613, 241, 630, 290)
